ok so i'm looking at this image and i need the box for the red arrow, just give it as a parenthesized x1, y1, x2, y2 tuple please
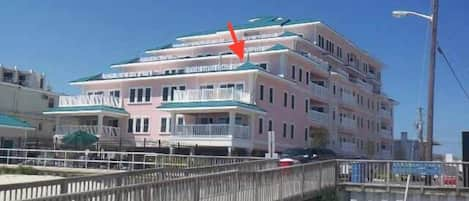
(227, 21, 245, 62)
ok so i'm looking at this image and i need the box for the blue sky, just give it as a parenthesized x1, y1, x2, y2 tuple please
(0, 0, 468, 157)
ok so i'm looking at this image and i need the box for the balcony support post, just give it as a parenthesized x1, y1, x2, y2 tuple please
(97, 114, 104, 137)
(228, 111, 235, 137)
(170, 113, 177, 134)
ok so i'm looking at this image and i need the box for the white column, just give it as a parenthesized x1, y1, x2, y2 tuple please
(170, 113, 177, 134)
(97, 114, 104, 136)
(279, 54, 288, 78)
(228, 111, 235, 136)
(55, 116, 61, 134)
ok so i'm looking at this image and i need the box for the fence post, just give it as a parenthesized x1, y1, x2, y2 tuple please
(319, 162, 323, 191)
(193, 176, 200, 201)
(386, 161, 391, 192)
(301, 165, 305, 199)
(6, 149, 10, 164)
(60, 182, 68, 194)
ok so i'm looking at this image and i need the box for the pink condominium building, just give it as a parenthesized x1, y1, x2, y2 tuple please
(44, 17, 395, 158)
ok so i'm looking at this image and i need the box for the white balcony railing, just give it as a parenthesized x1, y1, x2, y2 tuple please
(355, 79, 373, 92)
(310, 83, 329, 99)
(58, 95, 122, 108)
(298, 52, 329, 72)
(174, 124, 250, 139)
(339, 118, 356, 130)
(171, 88, 251, 103)
(55, 125, 121, 138)
(172, 32, 284, 48)
(379, 109, 392, 118)
(380, 129, 393, 138)
(309, 110, 328, 125)
(340, 93, 357, 107)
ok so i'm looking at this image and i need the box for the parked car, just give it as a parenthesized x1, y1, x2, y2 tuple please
(279, 148, 337, 165)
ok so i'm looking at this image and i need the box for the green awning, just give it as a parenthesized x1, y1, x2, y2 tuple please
(62, 130, 98, 147)
(0, 113, 34, 130)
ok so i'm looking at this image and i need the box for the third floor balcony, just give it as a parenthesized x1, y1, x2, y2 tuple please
(58, 95, 122, 108)
(169, 88, 251, 104)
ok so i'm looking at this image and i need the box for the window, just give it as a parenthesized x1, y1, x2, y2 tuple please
(268, 120, 273, 132)
(299, 68, 303, 82)
(291, 95, 295, 109)
(128, 119, 133, 133)
(258, 118, 263, 134)
(38, 123, 42, 131)
(259, 85, 264, 100)
(110, 90, 120, 98)
(283, 123, 287, 138)
(291, 65, 296, 80)
(305, 72, 309, 85)
(160, 118, 168, 132)
(48, 98, 55, 108)
(290, 124, 295, 139)
(177, 117, 184, 125)
(336, 46, 343, 59)
(304, 127, 308, 142)
(220, 83, 244, 90)
(259, 63, 268, 70)
(135, 118, 141, 132)
(305, 99, 309, 113)
(283, 92, 288, 107)
(143, 118, 149, 132)
(162, 85, 185, 101)
(317, 35, 325, 49)
(130, 87, 151, 103)
(200, 84, 214, 89)
(269, 88, 274, 104)
(128, 117, 149, 134)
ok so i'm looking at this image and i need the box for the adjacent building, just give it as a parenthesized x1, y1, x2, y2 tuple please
(0, 65, 58, 148)
(394, 132, 422, 161)
(45, 17, 395, 158)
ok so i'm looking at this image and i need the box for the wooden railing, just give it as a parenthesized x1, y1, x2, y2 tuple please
(21, 160, 335, 201)
(0, 160, 276, 201)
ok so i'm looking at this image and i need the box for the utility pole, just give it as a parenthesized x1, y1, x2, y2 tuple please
(415, 107, 424, 160)
(426, 0, 439, 161)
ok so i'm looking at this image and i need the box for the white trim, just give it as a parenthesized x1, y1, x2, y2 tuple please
(128, 116, 150, 134)
(111, 49, 288, 68)
(128, 86, 152, 104)
(158, 106, 266, 115)
(161, 84, 186, 102)
(43, 110, 128, 117)
(0, 124, 35, 131)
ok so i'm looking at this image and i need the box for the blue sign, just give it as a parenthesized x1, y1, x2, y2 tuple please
(392, 163, 441, 175)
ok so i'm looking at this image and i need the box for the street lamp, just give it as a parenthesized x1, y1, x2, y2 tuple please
(392, 0, 439, 161)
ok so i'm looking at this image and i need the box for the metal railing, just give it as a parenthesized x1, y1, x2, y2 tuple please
(171, 88, 251, 103)
(172, 32, 284, 48)
(0, 148, 259, 171)
(380, 108, 392, 118)
(339, 117, 356, 130)
(0, 160, 275, 201)
(339, 93, 357, 107)
(58, 95, 122, 108)
(310, 83, 329, 99)
(55, 125, 120, 138)
(308, 110, 328, 125)
(336, 160, 469, 190)
(22, 160, 335, 201)
(174, 124, 250, 139)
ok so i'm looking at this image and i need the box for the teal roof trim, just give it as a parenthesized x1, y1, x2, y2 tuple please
(70, 73, 103, 83)
(111, 57, 140, 66)
(280, 31, 302, 37)
(177, 16, 305, 38)
(46, 105, 128, 114)
(72, 59, 270, 83)
(0, 113, 34, 130)
(267, 44, 289, 51)
(157, 101, 266, 113)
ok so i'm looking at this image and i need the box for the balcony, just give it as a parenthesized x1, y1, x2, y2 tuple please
(380, 129, 393, 138)
(174, 124, 250, 139)
(310, 83, 329, 100)
(339, 118, 356, 131)
(339, 93, 357, 108)
(55, 125, 121, 138)
(171, 32, 284, 48)
(379, 109, 392, 119)
(58, 95, 122, 108)
(309, 110, 328, 125)
(170, 88, 251, 104)
(298, 52, 329, 72)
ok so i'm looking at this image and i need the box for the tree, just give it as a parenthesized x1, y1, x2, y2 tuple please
(309, 127, 329, 148)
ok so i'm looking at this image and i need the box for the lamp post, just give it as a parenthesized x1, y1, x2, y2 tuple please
(392, 0, 439, 161)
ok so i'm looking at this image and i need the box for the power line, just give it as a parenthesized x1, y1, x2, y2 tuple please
(437, 46, 469, 101)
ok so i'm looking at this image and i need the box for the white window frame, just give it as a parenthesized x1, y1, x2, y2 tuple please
(161, 84, 186, 102)
(128, 87, 152, 104)
(129, 116, 150, 134)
